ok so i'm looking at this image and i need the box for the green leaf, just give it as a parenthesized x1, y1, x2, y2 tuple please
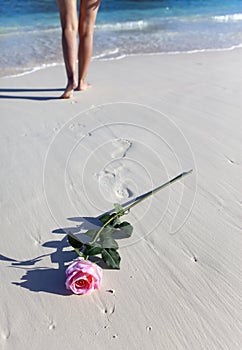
(102, 248, 121, 269)
(99, 226, 115, 241)
(85, 229, 97, 238)
(99, 213, 123, 228)
(101, 236, 119, 250)
(67, 232, 84, 249)
(83, 243, 102, 256)
(116, 221, 133, 237)
(114, 203, 123, 213)
(99, 214, 112, 224)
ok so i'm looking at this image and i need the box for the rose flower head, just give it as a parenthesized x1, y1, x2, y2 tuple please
(65, 257, 102, 295)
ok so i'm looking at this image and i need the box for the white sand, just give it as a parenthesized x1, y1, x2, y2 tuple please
(0, 49, 242, 350)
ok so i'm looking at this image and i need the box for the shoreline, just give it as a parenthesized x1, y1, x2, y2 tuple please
(2, 43, 242, 79)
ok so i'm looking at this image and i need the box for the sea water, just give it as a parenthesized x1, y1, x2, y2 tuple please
(0, 0, 242, 77)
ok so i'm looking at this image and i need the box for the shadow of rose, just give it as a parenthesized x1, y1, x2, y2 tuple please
(0, 231, 76, 296)
(1, 208, 136, 295)
(12, 267, 71, 295)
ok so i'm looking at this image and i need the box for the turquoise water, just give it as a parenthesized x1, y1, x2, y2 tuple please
(0, 0, 242, 77)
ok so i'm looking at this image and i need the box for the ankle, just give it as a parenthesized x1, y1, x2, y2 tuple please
(67, 78, 77, 89)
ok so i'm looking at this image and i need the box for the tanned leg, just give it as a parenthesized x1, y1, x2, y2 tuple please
(57, 0, 78, 98)
(77, 0, 100, 91)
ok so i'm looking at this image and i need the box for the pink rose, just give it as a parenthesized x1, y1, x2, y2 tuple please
(65, 258, 102, 295)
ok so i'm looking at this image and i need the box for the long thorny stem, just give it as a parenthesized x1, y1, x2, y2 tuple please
(91, 170, 193, 245)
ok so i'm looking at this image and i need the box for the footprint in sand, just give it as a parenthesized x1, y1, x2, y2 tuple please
(68, 122, 91, 139)
(111, 138, 132, 159)
(68, 122, 85, 130)
(96, 166, 133, 202)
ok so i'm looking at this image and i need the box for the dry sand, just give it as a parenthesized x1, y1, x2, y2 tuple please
(0, 49, 242, 350)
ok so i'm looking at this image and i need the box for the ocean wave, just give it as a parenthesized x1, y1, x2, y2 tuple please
(0, 20, 148, 37)
(213, 13, 242, 22)
(92, 48, 120, 59)
(95, 20, 149, 31)
(0, 26, 60, 37)
(103, 44, 242, 61)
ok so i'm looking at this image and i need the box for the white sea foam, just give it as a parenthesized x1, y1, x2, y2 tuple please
(97, 54, 127, 62)
(3, 62, 63, 78)
(213, 13, 242, 22)
(95, 20, 148, 31)
(92, 48, 120, 59)
(0, 26, 60, 37)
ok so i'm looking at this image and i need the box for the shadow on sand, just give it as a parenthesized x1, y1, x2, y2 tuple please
(1, 192, 146, 295)
(0, 87, 63, 101)
(0, 214, 118, 296)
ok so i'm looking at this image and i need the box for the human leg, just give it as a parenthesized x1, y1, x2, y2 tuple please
(57, 0, 78, 98)
(77, 0, 100, 90)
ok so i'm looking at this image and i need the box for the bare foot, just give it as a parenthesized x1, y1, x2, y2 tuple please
(76, 81, 92, 91)
(60, 81, 77, 99)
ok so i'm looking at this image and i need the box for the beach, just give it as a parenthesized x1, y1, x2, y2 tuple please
(1, 48, 242, 349)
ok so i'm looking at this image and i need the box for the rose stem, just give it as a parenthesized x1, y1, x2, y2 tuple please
(92, 169, 193, 244)
(123, 169, 193, 212)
